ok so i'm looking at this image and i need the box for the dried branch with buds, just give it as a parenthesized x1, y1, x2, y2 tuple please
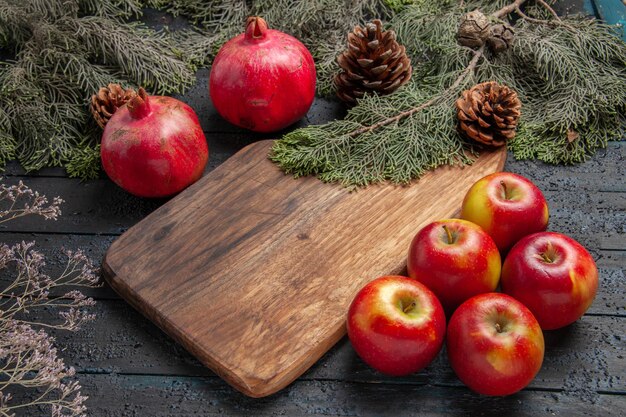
(0, 181, 63, 224)
(1, 180, 99, 417)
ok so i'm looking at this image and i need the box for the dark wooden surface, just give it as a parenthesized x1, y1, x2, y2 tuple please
(2, 2, 625, 415)
(3, 73, 624, 417)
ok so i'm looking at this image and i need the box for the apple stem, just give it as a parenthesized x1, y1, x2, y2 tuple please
(495, 323, 503, 333)
(403, 301, 416, 314)
(500, 181, 510, 200)
(442, 225, 454, 245)
(540, 242, 556, 263)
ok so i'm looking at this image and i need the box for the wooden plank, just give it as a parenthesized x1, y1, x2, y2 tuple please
(599, 236, 626, 251)
(0, 132, 256, 179)
(1, 233, 621, 314)
(511, 140, 626, 193)
(102, 140, 507, 397)
(1, 147, 623, 236)
(307, 315, 626, 394)
(8, 373, 626, 417)
(5, 140, 624, 195)
(598, 250, 626, 269)
(41, 301, 624, 392)
(0, 176, 163, 234)
(545, 191, 625, 256)
(593, 266, 626, 316)
(0, 177, 623, 247)
(1, 162, 68, 177)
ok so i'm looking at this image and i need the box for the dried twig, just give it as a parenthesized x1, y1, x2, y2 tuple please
(537, 0, 562, 21)
(515, 4, 574, 30)
(0, 180, 99, 417)
(492, 0, 527, 18)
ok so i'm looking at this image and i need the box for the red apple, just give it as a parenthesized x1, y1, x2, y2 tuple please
(407, 219, 501, 314)
(501, 232, 598, 330)
(461, 172, 549, 253)
(346, 275, 446, 376)
(447, 293, 545, 396)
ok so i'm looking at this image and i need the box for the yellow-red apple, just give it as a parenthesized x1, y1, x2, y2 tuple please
(447, 293, 545, 396)
(346, 276, 446, 376)
(461, 172, 549, 253)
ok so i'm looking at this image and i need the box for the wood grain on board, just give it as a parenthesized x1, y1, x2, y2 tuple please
(103, 139, 506, 397)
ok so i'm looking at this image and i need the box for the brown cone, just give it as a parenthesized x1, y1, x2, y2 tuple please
(487, 24, 515, 53)
(456, 81, 521, 147)
(334, 19, 412, 105)
(90, 84, 137, 129)
(457, 10, 490, 48)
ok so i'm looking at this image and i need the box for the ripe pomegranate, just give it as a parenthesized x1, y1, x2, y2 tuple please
(101, 88, 208, 198)
(210, 16, 316, 132)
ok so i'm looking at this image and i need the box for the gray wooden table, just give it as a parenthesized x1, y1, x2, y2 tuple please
(2, 1, 625, 415)
(3, 66, 624, 415)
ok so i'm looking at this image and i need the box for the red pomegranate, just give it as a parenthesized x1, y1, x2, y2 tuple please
(101, 88, 208, 198)
(209, 16, 316, 132)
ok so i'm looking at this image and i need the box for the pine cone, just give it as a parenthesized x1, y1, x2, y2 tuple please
(456, 81, 521, 147)
(457, 10, 490, 48)
(90, 84, 137, 129)
(487, 24, 515, 53)
(334, 19, 412, 105)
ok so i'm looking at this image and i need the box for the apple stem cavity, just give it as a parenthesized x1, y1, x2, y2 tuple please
(403, 301, 417, 314)
(540, 252, 554, 263)
(442, 225, 455, 245)
(538, 242, 557, 264)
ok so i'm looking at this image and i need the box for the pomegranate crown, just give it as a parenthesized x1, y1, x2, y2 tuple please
(127, 87, 151, 119)
(245, 16, 268, 40)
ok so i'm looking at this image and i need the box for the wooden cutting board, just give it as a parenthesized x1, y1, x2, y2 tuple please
(103, 140, 506, 398)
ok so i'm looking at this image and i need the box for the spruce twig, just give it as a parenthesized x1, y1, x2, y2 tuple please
(492, 0, 526, 18)
(515, 3, 575, 31)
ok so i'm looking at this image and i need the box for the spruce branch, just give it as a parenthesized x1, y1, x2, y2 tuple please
(272, 1, 526, 185)
(271, 0, 626, 186)
(0, 0, 208, 178)
(347, 45, 484, 138)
